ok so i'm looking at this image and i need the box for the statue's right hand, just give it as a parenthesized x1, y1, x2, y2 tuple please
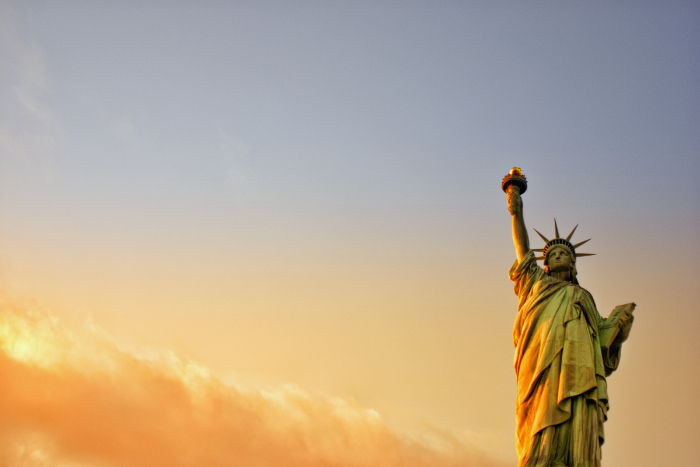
(507, 186, 522, 216)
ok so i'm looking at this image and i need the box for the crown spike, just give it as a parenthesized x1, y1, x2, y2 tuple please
(565, 224, 578, 242)
(533, 228, 550, 244)
(572, 238, 591, 249)
(532, 248, 544, 252)
(575, 253, 595, 257)
(554, 219, 560, 239)
(535, 256, 545, 260)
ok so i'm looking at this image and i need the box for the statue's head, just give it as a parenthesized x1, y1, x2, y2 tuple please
(544, 245, 578, 283)
(534, 220, 594, 286)
(544, 244, 573, 269)
(544, 245, 579, 284)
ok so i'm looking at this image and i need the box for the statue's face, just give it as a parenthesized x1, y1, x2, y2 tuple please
(546, 246, 572, 273)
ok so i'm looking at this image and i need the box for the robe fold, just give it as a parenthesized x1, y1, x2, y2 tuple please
(510, 251, 621, 467)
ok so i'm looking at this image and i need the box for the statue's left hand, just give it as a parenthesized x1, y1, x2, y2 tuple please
(612, 309, 634, 348)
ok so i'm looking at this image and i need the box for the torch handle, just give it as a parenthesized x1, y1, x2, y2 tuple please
(507, 184, 522, 216)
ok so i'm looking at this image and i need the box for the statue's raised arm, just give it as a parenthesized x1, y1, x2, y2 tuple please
(503, 168, 530, 263)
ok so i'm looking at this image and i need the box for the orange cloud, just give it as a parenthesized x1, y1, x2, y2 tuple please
(0, 298, 506, 467)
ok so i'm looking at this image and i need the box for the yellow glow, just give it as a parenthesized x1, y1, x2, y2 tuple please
(0, 298, 507, 467)
(0, 306, 62, 368)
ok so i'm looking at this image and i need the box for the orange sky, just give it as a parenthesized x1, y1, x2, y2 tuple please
(0, 297, 509, 467)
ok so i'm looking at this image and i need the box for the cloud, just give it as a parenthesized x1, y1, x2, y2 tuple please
(0, 298, 507, 467)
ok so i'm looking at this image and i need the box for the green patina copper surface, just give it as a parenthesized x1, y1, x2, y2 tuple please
(504, 169, 634, 467)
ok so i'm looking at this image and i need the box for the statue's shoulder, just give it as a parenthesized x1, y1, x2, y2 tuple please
(510, 250, 543, 281)
(573, 285, 598, 307)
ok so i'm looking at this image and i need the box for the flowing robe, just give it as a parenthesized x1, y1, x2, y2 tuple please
(510, 251, 621, 467)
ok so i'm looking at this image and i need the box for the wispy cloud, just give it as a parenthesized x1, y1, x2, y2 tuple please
(218, 131, 258, 201)
(0, 298, 506, 467)
(0, 4, 63, 163)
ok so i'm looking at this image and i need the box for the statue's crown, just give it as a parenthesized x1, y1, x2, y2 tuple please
(532, 219, 595, 262)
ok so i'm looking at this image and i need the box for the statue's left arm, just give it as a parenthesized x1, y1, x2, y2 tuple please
(595, 304, 634, 376)
(610, 309, 634, 349)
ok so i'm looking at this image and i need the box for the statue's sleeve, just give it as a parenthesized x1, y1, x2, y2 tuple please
(601, 346, 621, 376)
(509, 250, 544, 305)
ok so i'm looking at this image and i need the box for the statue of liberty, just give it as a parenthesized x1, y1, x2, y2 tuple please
(503, 168, 634, 467)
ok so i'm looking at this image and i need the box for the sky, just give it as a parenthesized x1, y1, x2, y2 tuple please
(0, 1, 698, 466)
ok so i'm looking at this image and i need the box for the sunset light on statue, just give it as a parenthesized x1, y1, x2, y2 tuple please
(505, 171, 633, 466)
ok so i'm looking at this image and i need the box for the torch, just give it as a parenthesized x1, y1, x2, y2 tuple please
(502, 167, 527, 195)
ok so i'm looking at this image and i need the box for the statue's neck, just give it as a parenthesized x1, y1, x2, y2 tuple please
(550, 270, 571, 282)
